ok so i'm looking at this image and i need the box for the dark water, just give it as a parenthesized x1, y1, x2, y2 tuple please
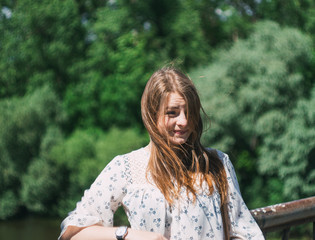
(0, 216, 61, 240)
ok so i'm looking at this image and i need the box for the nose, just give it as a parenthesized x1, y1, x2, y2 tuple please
(177, 111, 188, 126)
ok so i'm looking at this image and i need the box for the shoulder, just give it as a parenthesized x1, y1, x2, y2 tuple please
(205, 148, 236, 176)
(105, 148, 147, 168)
(205, 147, 229, 164)
(206, 148, 241, 191)
(102, 147, 149, 179)
(118, 147, 149, 167)
(96, 148, 147, 186)
(123, 147, 149, 160)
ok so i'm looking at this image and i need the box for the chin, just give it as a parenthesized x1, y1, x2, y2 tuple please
(171, 138, 188, 145)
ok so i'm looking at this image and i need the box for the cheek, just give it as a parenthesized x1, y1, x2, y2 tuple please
(164, 118, 174, 131)
(157, 117, 174, 135)
(157, 116, 167, 133)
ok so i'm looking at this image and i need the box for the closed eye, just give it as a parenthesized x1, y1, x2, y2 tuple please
(166, 111, 176, 116)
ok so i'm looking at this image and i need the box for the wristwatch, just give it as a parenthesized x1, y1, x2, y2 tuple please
(115, 226, 128, 240)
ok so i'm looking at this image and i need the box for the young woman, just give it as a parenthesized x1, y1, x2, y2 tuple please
(59, 67, 264, 240)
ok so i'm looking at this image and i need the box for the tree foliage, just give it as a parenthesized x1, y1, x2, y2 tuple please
(0, 85, 64, 218)
(0, 0, 85, 98)
(192, 21, 315, 207)
(63, 0, 221, 130)
(0, 0, 315, 221)
(49, 127, 148, 216)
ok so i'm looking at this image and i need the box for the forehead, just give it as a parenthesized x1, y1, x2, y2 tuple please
(164, 92, 186, 108)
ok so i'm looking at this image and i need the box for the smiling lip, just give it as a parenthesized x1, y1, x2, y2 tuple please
(174, 130, 188, 135)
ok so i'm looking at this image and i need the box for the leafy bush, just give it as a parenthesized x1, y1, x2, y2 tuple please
(20, 157, 63, 213)
(50, 127, 149, 216)
(0, 191, 19, 220)
(0, 85, 64, 218)
(192, 21, 315, 207)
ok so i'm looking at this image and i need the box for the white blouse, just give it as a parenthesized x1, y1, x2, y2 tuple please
(59, 148, 264, 239)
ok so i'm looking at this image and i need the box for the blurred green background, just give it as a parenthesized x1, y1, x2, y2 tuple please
(0, 0, 314, 239)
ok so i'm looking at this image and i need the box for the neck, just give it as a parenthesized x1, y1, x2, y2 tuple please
(143, 141, 152, 153)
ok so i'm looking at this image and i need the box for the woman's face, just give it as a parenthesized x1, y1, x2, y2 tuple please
(158, 92, 192, 145)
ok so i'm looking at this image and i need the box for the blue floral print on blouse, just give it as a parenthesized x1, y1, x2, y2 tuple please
(59, 148, 264, 240)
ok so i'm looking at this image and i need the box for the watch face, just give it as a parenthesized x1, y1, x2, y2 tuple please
(116, 226, 128, 238)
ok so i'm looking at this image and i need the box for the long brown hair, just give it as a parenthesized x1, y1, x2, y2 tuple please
(141, 67, 228, 205)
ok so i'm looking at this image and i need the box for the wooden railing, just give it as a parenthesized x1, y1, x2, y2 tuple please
(250, 196, 315, 240)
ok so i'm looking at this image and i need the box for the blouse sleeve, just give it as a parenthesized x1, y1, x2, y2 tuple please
(58, 155, 130, 239)
(218, 151, 265, 239)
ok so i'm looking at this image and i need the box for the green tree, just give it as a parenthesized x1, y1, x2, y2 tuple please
(192, 21, 315, 207)
(63, 0, 219, 131)
(20, 156, 63, 214)
(255, 0, 315, 31)
(50, 127, 148, 216)
(0, 85, 64, 218)
(0, 0, 85, 98)
(1, 0, 315, 220)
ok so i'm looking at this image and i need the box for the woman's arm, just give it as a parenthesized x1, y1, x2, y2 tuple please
(61, 225, 167, 240)
(59, 156, 130, 239)
(218, 150, 265, 239)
